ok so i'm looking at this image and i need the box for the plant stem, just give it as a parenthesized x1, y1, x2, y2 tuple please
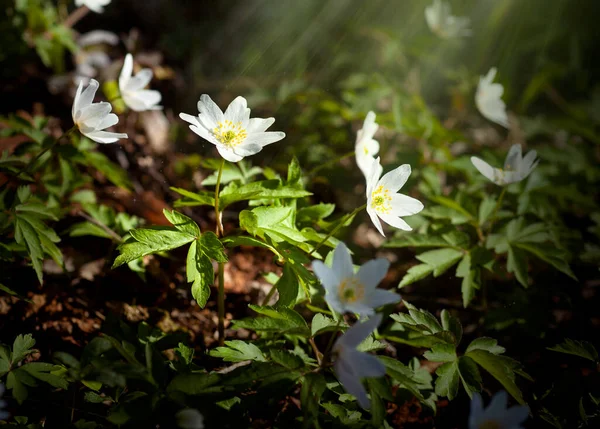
(308, 203, 367, 257)
(307, 150, 355, 178)
(214, 158, 226, 346)
(262, 281, 278, 306)
(488, 187, 507, 232)
(321, 319, 343, 367)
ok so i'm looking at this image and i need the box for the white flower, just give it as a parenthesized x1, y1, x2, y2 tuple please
(312, 242, 400, 317)
(0, 384, 9, 421)
(176, 408, 204, 429)
(75, 0, 111, 13)
(471, 144, 539, 186)
(333, 313, 386, 409)
(476, 68, 509, 128)
(469, 391, 529, 429)
(179, 95, 285, 163)
(366, 157, 424, 236)
(119, 54, 162, 112)
(72, 79, 128, 144)
(425, 0, 471, 39)
(355, 111, 380, 177)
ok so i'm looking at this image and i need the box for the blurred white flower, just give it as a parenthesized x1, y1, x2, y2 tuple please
(0, 384, 9, 421)
(312, 242, 400, 317)
(366, 157, 424, 236)
(333, 314, 386, 409)
(476, 68, 509, 128)
(75, 0, 111, 14)
(469, 391, 529, 429)
(176, 408, 204, 429)
(180, 95, 285, 162)
(355, 111, 380, 177)
(425, 0, 471, 39)
(72, 79, 128, 144)
(119, 54, 162, 112)
(471, 144, 539, 186)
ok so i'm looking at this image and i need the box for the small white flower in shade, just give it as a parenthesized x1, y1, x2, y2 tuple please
(176, 408, 204, 429)
(119, 54, 162, 112)
(355, 111, 380, 177)
(471, 144, 539, 186)
(476, 68, 509, 128)
(72, 79, 128, 144)
(366, 157, 424, 236)
(333, 313, 386, 409)
(0, 384, 9, 421)
(469, 391, 529, 429)
(180, 95, 285, 163)
(312, 242, 400, 317)
(425, 0, 471, 39)
(75, 0, 111, 14)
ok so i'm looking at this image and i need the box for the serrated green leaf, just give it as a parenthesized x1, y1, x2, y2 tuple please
(424, 343, 457, 362)
(311, 313, 339, 337)
(113, 228, 195, 268)
(434, 361, 460, 400)
(269, 349, 304, 370)
(219, 180, 312, 209)
(210, 340, 266, 363)
(507, 245, 529, 287)
(163, 209, 200, 237)
(21, 362, 69, 389)
(457, 356, 482, 398)
(171, 187, 216, 207)
(416, 248, 464, 277)
(466, 337, 506, 355)
(274, 263, 300, 308)
(478, 196, 497, 226)
(440, 310, 462, 345)
(547, 339, 599, 363)
(12, 334, 36, 364)
(385, 234, 448, 249)
(186, 240, 213, 308)
(198, 232, 227, 263)
(399, 264, 433, 287)
(514, 242, 576, 280)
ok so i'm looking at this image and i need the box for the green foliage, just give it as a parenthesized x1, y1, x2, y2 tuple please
(548, 339, 599, 363)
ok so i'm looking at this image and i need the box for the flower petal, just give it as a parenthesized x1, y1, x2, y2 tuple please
(357, 258, 389, 291)
(503, 404, 530, 427)
(119, 53, 133, 91)
(123, 89, 162, 111)
(504, 144, 522, 171)
(74, 79, 99, 117)
(332, 242, 354, 280)
(390, 193, 424, 217)
(469, 393, 485, 428)
(335, 314, 382, 349)
(245, 131, 286, 147)
(366, 205, 385, 236)
(233, 143, 263, 157)
(346, 349, 386, 379)
(246, 117, 275, 133)
(179, 112, 201, 127)
(379, 164, 411, 193)
(197, 94, 224, 129)
(216, 146, 244, 162)
(224, 96, 250, 125)
(84, 130, 127, 144)
(312, 261, 340, 294)
(368, 289, 401, 309)
(378, 212, 412, 231)
(334, 355, 370, 409)
(125, 69, 153, 91)
(471, 157, 496, 182)
(97, 113, 119, 130)
(78, 102, 112, 125)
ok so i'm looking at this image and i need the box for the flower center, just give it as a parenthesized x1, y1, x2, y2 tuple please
(212, 120, 247, 147)
(338, 277, 365, 304)
(478, 420, 501, 429)
(370, 185, 392, 214)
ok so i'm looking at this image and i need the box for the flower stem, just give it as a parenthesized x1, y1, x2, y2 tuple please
(307, 150, 355, 178)
(214, 158, 226, 346)
(308, 203, 367, 257)
(488, 187, 507, 232)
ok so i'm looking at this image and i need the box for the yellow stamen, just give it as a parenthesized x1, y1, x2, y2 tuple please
(370, 185, 392, 214)
(338, 277, 365, 304)
(212, 120, 247, 147)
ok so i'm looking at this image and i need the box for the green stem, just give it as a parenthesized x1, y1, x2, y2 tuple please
(308, 203, 367, 257)
(307, 150, 355, 178)
(214, 158, 226, 346)
(488, 187, 507, 232)
(262, 280, 278, 306)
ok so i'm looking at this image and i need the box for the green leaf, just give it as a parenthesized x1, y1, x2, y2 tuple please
(311, 313, 339, 337)
(424, 343, 457, 363)
(379, 356, 432, 408)
(456, 253, 481, 308)
(301, 373, 327, 424)
(465, 349, 526, 405)
(269, 349, 304, 370)
(186, 240, 214, 308)
(171, 187, 215, 207)
(12, 334, 36, 364)
(466, 337, 506, 355)
(457, 356, 482, 398)
(513, 242, 577, 280)
(83, 150, 132, 190)
(434, 361, 460, 400)
(210, 340, 267, 363)
(7, 371, 29, 404)
(163, 209, 200, 236)
(84, 392, 107, 403)
(399, 264, 433, 287)
(234, 306, 309, 335)
(416, 248, 464, 277)
(440, 310, 462, 345)
(68, 222, 114, 239)
(507, 245, 529, 287)
(113, 228, 195, 268)
(296, 204, 335, 225)
(219, 180, 312, 209)
(274, 263, 300, 308)
(478, 196, 497, 226)
(197, 232, 227, 263)
(547, 339, 599, 363)
(21, 362, 69, 389)
(404, 302, 443, 334)
(385, 234, 450, 249)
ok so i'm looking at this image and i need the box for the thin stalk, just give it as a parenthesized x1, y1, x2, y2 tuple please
(262, 281, 278, 306)
(488, 187, 507, 232)
(307, 150, 355, 178)
(308, 203, 367, 257)
(214, 158, 226, 346)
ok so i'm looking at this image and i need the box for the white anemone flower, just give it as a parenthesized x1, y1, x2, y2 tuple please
(469, 391, 529, 429)
(355, 111, 380, 177)
(476, 68, 509, 128)
(119, 54, 162, 112)
(72, 79, 128, 144)
(471, 144, 539, 186)
(179, 95, 285, 163)
(75, 0, 111, 14)
(312, 242, 400, 317)
(333, 314, 386, 409)
(0, 384, 9, 421)
(176, 408, 204, 429)
(425, 0, 471, 39)
(366, 157, 424, 236)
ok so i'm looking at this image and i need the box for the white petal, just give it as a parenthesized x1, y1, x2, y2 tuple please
(487, 390, 508, 415)
(346, 349, 386, 378)
(504, 144, 522, 171)
(471, 157, 496, 182)
(503, 405, 530, 427)
(335, 314, 382, 349)
(72, 80, 84, 119)
(216, 146, 244, 162)
(247, 117, 275, 133)
(123, 89, 162, 112)
(357, 258, 389, 290)
(244, 131, 286, 147)
(390, 194, 424, 217)
(368, 289, 401, 309)
(84, 130, 127, 144)
(469, 393, 485, 428)
(366, 157, 383, 194)
(119, 53, 133, 91)
(312, 261, 340, 294)
(332, 242, 354, 280)
(224, 96, 250, 124)
(379, 212, 412, 231)
(124, 69, 153, 92)
(179, 112, 201, 127)
(356, 151, 376, 178)
(197, 94, 224, 128)
(74, 79, 99, 117)
(366, 205, 385, 236)
(233, 143, 263, 157)
(379, 164, 411, 193)
(78, 102, 112, 125)
(334, 356, 370, 409)
(97, 113, 119, 130)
